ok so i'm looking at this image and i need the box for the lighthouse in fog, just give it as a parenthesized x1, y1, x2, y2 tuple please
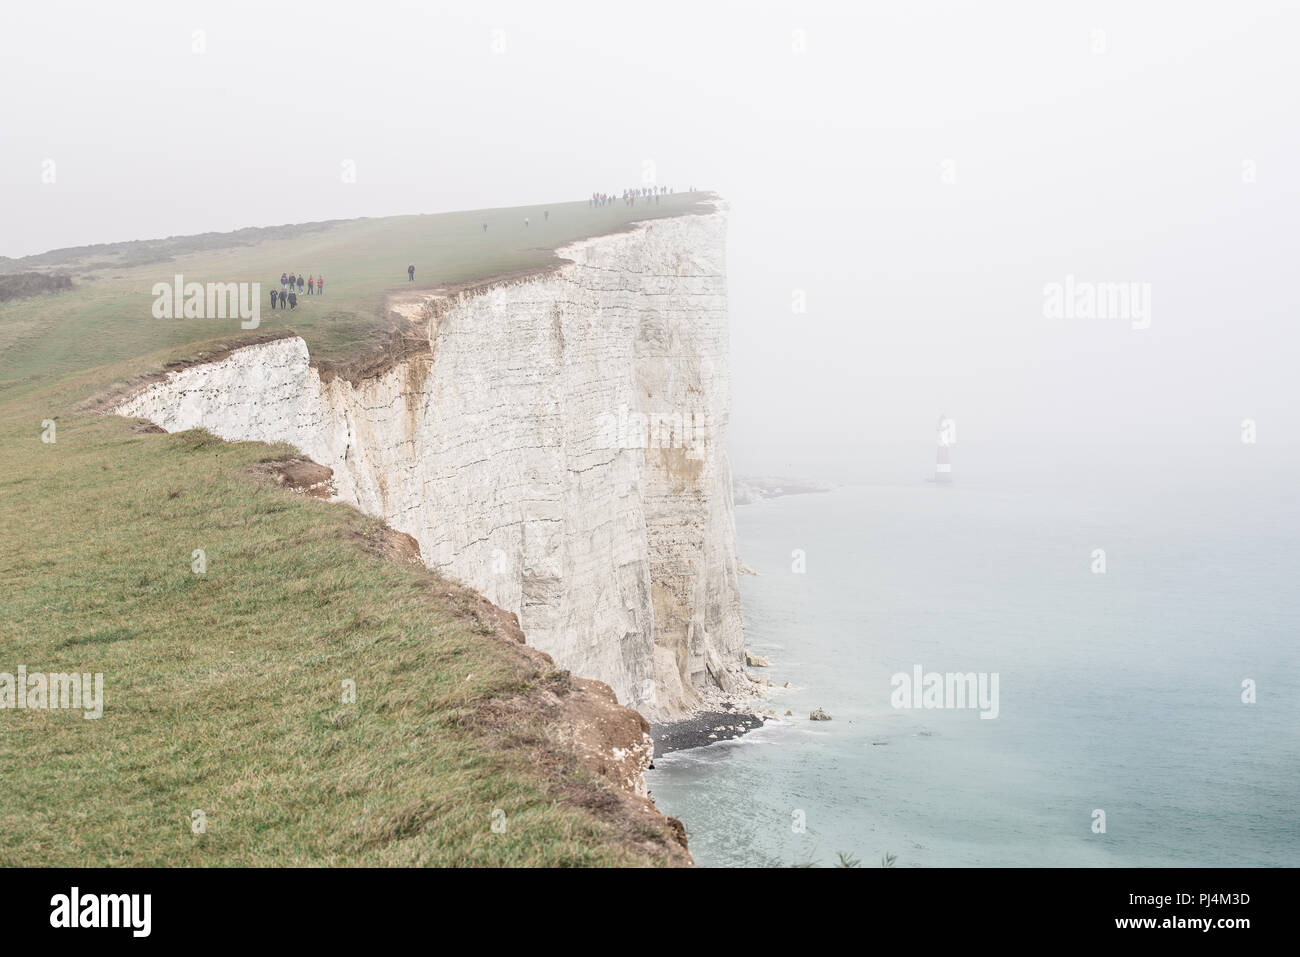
(935, 415, 954, 485)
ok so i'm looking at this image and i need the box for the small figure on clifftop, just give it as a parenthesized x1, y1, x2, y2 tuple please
(408, 264, 415, 282)
(482, 222, 487, 232)
(297, 275, 304, 293)
(287, 291, 297, 310)
(270, 288, 278, 310)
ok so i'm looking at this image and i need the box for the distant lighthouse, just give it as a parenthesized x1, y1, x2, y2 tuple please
(935, 415, 953, 485)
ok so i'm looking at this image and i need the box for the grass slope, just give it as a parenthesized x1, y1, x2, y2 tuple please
(0, 195, 708, 866)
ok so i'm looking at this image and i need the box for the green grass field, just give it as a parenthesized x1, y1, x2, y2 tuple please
(0, 194, 707, 866)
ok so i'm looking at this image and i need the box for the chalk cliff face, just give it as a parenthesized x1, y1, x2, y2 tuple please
(115, 209, 745, 720)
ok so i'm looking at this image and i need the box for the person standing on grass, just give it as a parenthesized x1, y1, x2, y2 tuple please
(297, 274, 304, 293)
(280, 272, 288, 291)
(288, 291, 297, 310)
(408, 264, 415, 281)
(317, 276, 323, 295)
(270, 287, 278, 310)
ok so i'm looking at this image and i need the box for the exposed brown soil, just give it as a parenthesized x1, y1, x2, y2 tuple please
(248, 456, 338, 500)
(312, 328, 432, 388)
(461, 659, 694, 865)
(417, 578, 693, 864)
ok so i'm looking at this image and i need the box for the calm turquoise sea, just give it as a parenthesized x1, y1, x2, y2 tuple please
(647, 446, 1300, 867)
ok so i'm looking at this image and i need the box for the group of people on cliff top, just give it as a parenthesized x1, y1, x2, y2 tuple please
(589, 185, 677, 208)
(281, 271, 322, 295)
(268, 271, 323, 310)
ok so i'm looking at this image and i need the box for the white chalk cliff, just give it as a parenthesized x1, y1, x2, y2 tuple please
(115, 208, 746, 720)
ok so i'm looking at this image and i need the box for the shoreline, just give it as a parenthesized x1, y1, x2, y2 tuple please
(650, 708, 768, 756)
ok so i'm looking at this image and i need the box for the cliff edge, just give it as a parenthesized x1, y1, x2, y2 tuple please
(113, 207, 747, 722)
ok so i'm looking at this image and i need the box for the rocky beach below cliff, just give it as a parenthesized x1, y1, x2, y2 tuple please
(650, 708, 770, 755)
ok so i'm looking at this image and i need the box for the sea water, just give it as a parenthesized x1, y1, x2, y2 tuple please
(647, 444, 1300, 867)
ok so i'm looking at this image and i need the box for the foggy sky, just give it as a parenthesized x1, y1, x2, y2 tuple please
(3, 1, 1298, 475)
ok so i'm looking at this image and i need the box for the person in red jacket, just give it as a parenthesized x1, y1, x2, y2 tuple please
(316, 275, 323, 295)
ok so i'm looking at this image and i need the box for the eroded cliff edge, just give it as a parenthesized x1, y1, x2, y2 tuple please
(114, 208, 747, 722)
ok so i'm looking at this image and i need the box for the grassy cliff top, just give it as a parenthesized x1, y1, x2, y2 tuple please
(0, 196, 709, 866)
(0, 192, 714, 395)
